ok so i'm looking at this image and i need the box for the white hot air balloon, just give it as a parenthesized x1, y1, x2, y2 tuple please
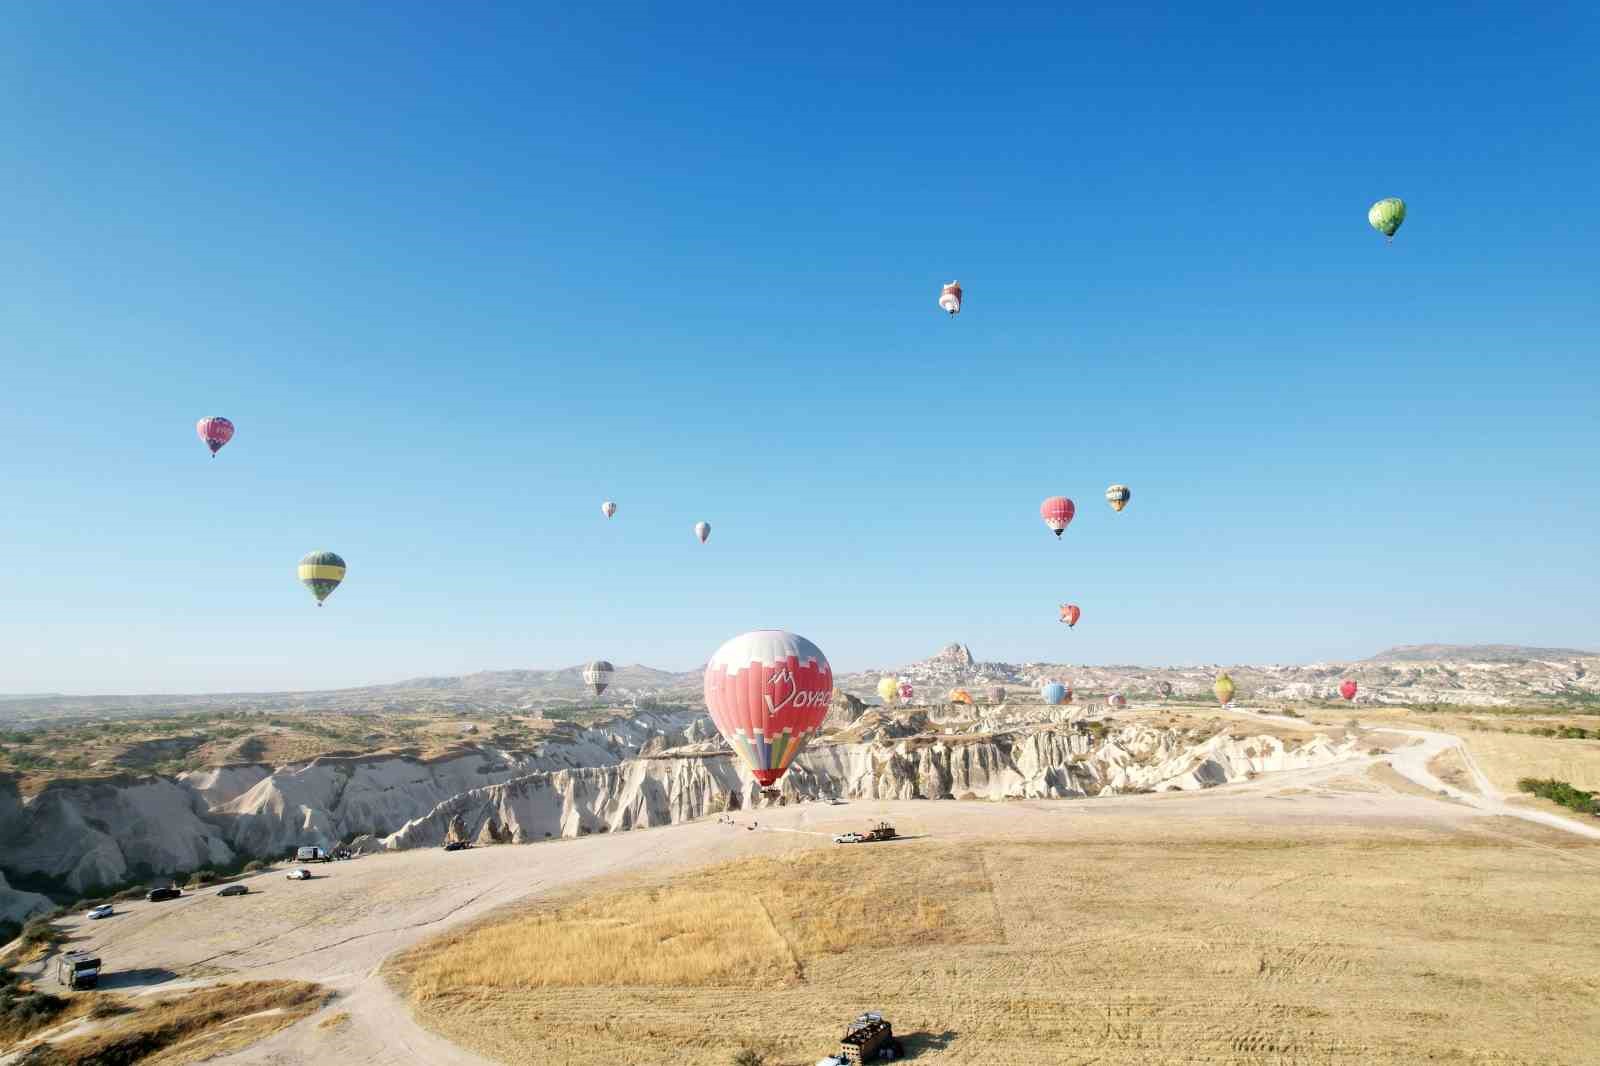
(582, 660, 614, 698)
(694, 521, 711, 544)
(939, 281, 963, 316)
(601, 500, 617, 519)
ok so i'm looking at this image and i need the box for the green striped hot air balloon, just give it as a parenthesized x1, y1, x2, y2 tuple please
(1368, 198, 1406, 242)
(298, 550, 346, 606)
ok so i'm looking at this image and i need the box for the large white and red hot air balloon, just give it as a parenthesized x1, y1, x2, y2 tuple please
(1040, 496, 1075, 538)
(939, 281, 963, 315)
(703, 630, 833, 790)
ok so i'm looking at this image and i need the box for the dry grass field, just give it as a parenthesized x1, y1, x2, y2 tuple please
(392, 815, 1600, 1066)
(16, 980, 328, 1065)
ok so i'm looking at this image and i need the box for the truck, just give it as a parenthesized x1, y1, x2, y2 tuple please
(833, 1012, 904, 1063)
(56, 951, 101, 991)
(295, 845, 330, 863)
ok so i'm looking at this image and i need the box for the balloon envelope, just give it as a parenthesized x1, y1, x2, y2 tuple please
(1339, 679, 1358, 701)
(694, 521, 711, 543)
(601, 501, 617, 519)
(1214, 672, 1236, 706)
(583, 660, 614, 697)
(1040, 497, 1075, 537)
(1105, 484, 1131, 512)
(1059, 603, 1081, 627)
(196, 416, 234, 457)
(939, 281, 962, 315)
(1158, 681, 1174, 698)
(990, 686, 1006, 704)
(298, 550, 345, 606)
(703, 630, 832, 788)
(898, 681, 914, 704)
(949, 688, 974, 705)
(1368, 198, 1406, 239)
(1041, 681, 1069, 706)
(1107, 692, 1127, 708)
(877, 676, 900, 704)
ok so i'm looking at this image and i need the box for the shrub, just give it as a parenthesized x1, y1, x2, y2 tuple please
(732, 1050, 765, 1066)
(19, 919, 62, 952)
(186, 870, 216, 888)
(1517, 777, 1598, 815)
(243, 860, 267, 873)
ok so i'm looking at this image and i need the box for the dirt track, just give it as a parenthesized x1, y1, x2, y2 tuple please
(21, 727, 1600, 1065)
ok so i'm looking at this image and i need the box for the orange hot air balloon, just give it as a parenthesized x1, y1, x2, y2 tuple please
(949, 688, 974, 706)
(1059, 603, 1080, 627)
(1040, 496, 1075, 538)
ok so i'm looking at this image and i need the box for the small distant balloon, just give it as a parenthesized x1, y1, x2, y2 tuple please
(1339, 679, 1358, 701)
(602, 500, 617, 519)
(196, 417, 234, 458)
(1059, 603, 1081, 628)
(939, 281, 963, 316)
(1105, 484, 1131, 512)
(1040, 497, 1075, 538)
(877, 676, 900, 705)
(1107, 692, 1127, 709)
(989, 686, 1006, 704)
(1368, 198, 1406, 242)
(694, 521, 711, 544)
(1158, 681, 1174, 699)
(298, 550, 345, 607)
(1214, 672, 1236, 707)
(949, 688, 974, 706)
(583, 660, 614, 698)
(1041, 680, 1069, 706)
(898, 681, 914, 704)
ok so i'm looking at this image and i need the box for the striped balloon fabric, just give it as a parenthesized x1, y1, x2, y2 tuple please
(703, 630, 832, 788)
(1039, 496, 1075, 537)
(196, 416, 234, 457)
(298, 551, 346, 606)
(582, 660, 614, 697)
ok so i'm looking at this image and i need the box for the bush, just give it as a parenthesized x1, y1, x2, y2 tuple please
(243, 860, 267, 873)
(19, 919, 61, 952)
(186, 870, 217, 888)
(1517, 777, 1598, 815)
(731, 1050, 765, 1066)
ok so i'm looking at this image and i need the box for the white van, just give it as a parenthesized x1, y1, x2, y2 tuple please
(295, 846, 329, 863)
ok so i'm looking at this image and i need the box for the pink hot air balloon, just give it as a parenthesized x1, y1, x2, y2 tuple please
(1040, 496, 1075, 538)
(1339, 680, 1358, 701)
(703, 630, 833, 790)
(898, 681, 914, 704)
(1059, 603, 1081, 627)
(196, 417, 234, 458)
(939, 281, 963, 316)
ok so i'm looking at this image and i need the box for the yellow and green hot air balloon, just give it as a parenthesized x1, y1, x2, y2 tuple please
(298, 550, 346, 606)
(1368, 198, 1406, 242)
(1214, 672, 1236, 707)
(877, 675, 900, 705)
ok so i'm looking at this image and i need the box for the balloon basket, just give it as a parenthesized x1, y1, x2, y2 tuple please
(760, 788, 781, 803)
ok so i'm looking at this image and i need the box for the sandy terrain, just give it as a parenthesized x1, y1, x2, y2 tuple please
(11, 724, 1600, 1065)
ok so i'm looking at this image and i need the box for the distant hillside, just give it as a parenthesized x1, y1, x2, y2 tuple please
(1367, 644, 1596, 663)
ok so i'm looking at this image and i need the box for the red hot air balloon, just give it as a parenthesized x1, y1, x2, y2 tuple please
(703, 630, 833, 790)
(898, 681, 914, 704)
(1059, 603, 1081, 627)
(1040, 497, 1075, 538)
(196, 417, 234, 458)
(1339, 680, 1358, 701)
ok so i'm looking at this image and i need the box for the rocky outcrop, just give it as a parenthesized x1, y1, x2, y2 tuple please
(0, 870, 52, 927)
(825, 692, 865, 730)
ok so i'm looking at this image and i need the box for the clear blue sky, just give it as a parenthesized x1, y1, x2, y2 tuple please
(3, 2, 1596, 693)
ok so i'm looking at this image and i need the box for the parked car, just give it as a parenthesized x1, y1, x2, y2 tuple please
(217, 884, 249, 897)
(443, 841, 469, 852)
(285, 868, 312, 881)
(146, 886, 181, 902)
(833, 832, 865, 844)
(86, 904, 115, 920)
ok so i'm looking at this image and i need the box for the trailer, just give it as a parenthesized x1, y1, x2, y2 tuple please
(57, 951, 101, 991)
(837, 1012, 904, 1063)
(863, 822, 897, 842)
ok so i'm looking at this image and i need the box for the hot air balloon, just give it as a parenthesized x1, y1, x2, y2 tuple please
(1107, 692, 1127, 709)
(877, 676, 900, 705)
(298, 550, 345, 606)
(694, 521, 711, 544)
(989, 686, 1006, 704)
(1368, 198, 1406, 242)
(1041, 680, 1069, 706)
(196, 417, 234, 458)
(1214, 672, 1236, 707)
(1339, 679, 1358, 701)
(1059, 603, 1081, 628)
(949, 688, 974, 706)
(1158, 681, 1174, 699)
(1040, 497, 1075, 538)
(583, 660, 614, 698)
(703, 630, 833, 790)
(601, 500, 617, 519)
(1105, 484, 1131, 512)
(898, 681, 914, 705)
(939, 281, 962, 316)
